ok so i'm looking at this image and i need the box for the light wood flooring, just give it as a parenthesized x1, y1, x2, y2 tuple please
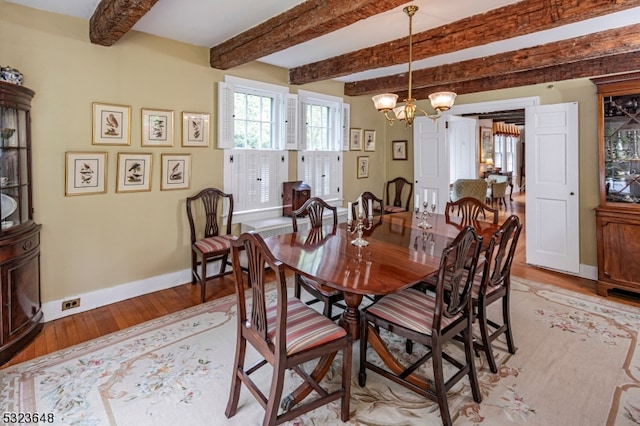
(3, 192, 639, 369)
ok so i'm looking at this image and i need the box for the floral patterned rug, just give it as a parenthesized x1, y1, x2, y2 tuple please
(2, 277, 640, 425)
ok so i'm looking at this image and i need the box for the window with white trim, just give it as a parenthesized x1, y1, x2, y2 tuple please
(297, 90, 349, 204)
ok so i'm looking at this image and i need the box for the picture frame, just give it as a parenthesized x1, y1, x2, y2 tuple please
(364, 130, 376, 152)
(479, 126, 493, 163)
(350, 128, 363, 151)
(92, 102, 131, 145)
(116, 152, 153, 193)
(141, 108, 174, 147)
(65, 152, 108, 196)
(161, 154, 191, 191)
(181, 112, 210, 147)
(392, 140, 408, 160)
(357, 156, 369, 179)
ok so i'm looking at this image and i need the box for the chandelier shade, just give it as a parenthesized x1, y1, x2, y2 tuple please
(372, 5, 457, 126)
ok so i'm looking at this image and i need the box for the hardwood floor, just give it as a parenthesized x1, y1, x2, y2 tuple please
(3, 192, 639, 369)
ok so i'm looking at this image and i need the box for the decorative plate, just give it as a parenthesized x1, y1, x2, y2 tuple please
(1, 194, 17, 220)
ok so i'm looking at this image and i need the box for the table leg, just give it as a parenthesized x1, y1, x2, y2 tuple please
(339, 292, 363, 340)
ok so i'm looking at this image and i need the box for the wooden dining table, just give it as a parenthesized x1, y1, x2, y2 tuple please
(264, 210, 500, 339)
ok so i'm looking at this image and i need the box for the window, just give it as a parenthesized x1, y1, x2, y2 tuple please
(493, 134, 518, 173)
(218, 80, 349, 220)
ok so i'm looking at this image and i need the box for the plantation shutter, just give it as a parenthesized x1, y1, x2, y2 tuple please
(217, 82, 235, 149)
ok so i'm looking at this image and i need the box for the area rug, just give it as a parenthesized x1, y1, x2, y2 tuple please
(2, 277, 640, 425)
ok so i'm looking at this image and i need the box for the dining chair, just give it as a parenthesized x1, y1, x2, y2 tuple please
(359, 226, 483, 426)
(225, 232, 352, 426)
(351, 191, 384, 218)
(186, 187, 236, 303)
(472, 214, 522, 373)
(445, 196, 498, 224)
(487, 180, 508, 208)
(383, 177, 414, 213)
(290, 197, 345, 320)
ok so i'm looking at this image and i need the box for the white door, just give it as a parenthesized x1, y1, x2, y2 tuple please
(449, 115, 478, 180)
(413, 117, 448, 213)
(525, 102, 580, 274)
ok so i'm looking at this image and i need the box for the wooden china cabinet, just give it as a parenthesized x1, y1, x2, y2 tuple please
(0, 81, 42, 364)
(593, 73, 640, 297)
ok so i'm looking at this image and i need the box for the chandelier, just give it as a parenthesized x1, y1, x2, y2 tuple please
(372, 5, 457, 126)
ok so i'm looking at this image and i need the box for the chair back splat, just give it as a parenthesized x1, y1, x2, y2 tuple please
(186, 187, 236, 303)
(351, 191, 384, 219)
(359, 226, 483, 426)
(226, 232, 352, 425)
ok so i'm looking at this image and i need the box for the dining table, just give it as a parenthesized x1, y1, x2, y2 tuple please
(264, 210, 501, 411)
(264, 210, 500, 339)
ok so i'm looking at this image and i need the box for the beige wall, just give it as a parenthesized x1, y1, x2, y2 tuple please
(2, 3, 599, 307)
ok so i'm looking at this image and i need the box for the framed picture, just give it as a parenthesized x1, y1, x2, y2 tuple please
(364, 130, 376, 152)
(182, 112, 210, 147)
(92, 102, 131, 145)
(350, 128, 363, 151)
(357, 156, 369, 179)
(161, 154, 191, 191)
(392, 140, 408, 160)
(65, 152, 107, 196)
(141, 108, 174, 147)
(116, 152, 152, 193)
(480, 126, 493, 163)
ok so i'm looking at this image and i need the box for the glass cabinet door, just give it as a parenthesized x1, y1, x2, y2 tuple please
(603, 94, 640, 203)
(0, 104, 30, 230)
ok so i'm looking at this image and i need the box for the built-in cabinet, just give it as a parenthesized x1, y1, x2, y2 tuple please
(593, 73, 640, 297)
(0, 82, 42, 364)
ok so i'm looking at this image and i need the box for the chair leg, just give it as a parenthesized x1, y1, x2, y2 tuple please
(200, 256, 207, 303)
(477, 302, 498, 373)
(294, 275, 302, 299)
(503, 292, 517, 355)
(322, 296, 333, 320)
(264, 360, 286, 426)
(191, 251, 198, 285)
(463, 325, 482, 403)
(358, 314, 368, 387)
(341, 338, 352, 422)
(431, 340, 453, 426)
(225, 333, 247, 419)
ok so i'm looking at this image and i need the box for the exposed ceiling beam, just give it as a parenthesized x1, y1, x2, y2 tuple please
(405, 51, 640, 101)
(345, 24, 640, 97)
(90, 0, 160, 46)
(290, 0, 640, 85)
(209, 0, 410, 70)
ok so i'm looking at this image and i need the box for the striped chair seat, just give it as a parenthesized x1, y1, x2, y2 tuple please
(366, 288, 462, 335)
(267, 298, 347, 355)
(193, 234, 236, 254)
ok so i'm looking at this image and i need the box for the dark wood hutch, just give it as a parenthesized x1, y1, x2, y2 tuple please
(0, 81, 42, 364)
(593, 72, 640, 297)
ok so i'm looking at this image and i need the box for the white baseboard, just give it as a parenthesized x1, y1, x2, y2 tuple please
(42, 261, 600, 323)
(42, 268, 192, 322)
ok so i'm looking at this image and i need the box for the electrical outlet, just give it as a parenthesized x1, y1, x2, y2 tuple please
(62, 298, 80, 311)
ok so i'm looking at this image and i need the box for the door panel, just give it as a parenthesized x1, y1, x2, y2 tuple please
(525, 102, 579, 274)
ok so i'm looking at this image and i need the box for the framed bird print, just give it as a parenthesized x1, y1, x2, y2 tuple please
(161, 153, 191, 191)
(65, 151, 108, 196)
(181, 112, 210, 147)
(116, 152, 152, 193)
(141, 108, 174, 147)
(92, 102, 131, 145)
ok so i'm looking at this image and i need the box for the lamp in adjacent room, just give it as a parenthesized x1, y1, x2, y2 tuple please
(372, 5, 456, 126)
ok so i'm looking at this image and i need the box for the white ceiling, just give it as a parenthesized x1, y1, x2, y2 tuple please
(6, 0, 640, 83)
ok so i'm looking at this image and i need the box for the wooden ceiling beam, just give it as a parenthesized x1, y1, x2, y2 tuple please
(290, 0, 640, 85)
(345, 24, 640, 97)
(404, 51, 640, 101)
(209, 0, 410, 70)
(90, 0, 160, 46)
